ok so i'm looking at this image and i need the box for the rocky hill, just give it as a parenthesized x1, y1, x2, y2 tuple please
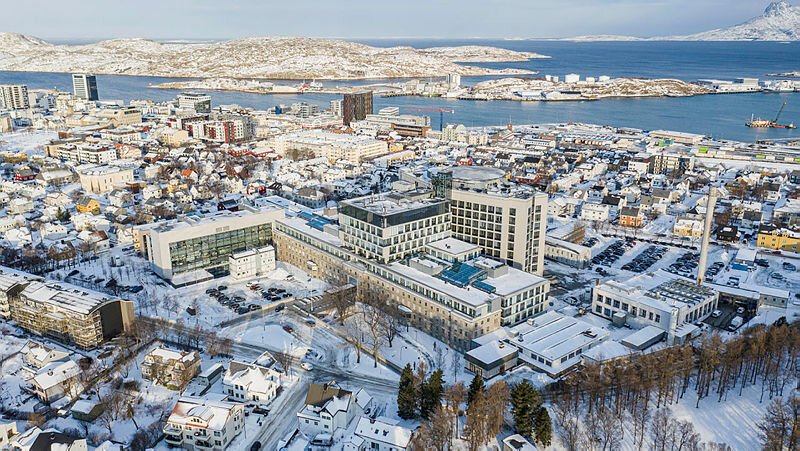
(0, 33, 546, 80)
(564, 1, 800, 41)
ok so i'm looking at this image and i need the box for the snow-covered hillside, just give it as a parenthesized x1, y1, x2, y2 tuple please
(0, 33, 546, 80)
(564, 1, 800, 41)
(664, 0, 800, 41)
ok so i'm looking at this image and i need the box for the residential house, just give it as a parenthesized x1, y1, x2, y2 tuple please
(22, 343, 70, 369)
(8, 427, 87, 451)
(30, 359, 82, 404)
(619, 207, 644, 228)
(75, 197, 101, 215)
(222, 361, 281, 405)
(673, 217, 703, 238)
(297, 383, 373, 441)
(348, 417, 413, 451)
(141, 347, 201, 390)
(163, 397, 245, 451)
(0, 420, 18, 448)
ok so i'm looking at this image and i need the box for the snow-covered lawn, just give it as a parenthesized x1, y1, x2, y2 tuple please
(0, 130, 57, 156)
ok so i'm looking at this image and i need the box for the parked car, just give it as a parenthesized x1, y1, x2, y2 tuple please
(736, 306, 745, 314)
(300, 362, 313, 371)
(250, 442, 262, 451)
(275, 304, 286, 312)
(283, 324, 294, 333)
(783, 262, 797, 271)
(711, 310, 722, 318)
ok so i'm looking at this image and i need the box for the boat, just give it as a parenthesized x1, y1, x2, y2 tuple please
(746, 102, 797, 129)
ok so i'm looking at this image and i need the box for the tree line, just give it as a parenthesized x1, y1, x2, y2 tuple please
(546, 321, 800, 450)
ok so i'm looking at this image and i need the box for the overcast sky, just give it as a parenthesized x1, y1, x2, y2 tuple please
(4, 0, 776, 40)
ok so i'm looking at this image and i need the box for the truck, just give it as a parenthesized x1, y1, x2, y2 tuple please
(729, 316, 743, 331)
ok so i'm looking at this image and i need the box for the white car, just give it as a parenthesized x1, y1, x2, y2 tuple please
(711, 310, 722, 318)
(300, 362, 314, 371)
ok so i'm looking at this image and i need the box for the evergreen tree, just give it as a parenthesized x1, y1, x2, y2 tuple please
(510, 380, 543, 438)
(397, 363, 417, 419)
(467, 372, 485, 407)
(420, 369, 445, 419)
(534, 406, 553, 447)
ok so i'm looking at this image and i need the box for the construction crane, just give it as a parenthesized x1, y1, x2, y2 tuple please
(404, 107, 455, 131)
(775, 101, 787, 124)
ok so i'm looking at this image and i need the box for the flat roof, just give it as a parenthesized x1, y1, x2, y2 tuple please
(342, 192, 446, 217)
(0, 266, 39, 292)
(443, 166, 506, 182)
(136, 205, 283, 235)
(21, 281, 120, 315)
(621, 326, 666, 348)
(426, 237, 480, 256)
(510, 311, 608, 361)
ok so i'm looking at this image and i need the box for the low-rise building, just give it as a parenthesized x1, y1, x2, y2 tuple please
(757, 224, 800, 252)
(9, 427, 87, 451)
(544, 237, 592, 269)
(163, 397, 245, 451)
(141, 347, 201, 390)
(297, 383, 373, 441)
(228, 245, 276, 280)
(350, 417, 414, 451)
(31, 359, 81, 404)
(222, 361, 281, 405)
(592, 271, 718, 342)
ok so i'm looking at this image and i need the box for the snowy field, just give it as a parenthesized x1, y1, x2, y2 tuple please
(0, 130, 57, 156)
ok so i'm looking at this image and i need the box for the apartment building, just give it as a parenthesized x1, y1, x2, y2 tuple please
(757, 224, 800, 252)
(141, 347, 201, 390)
(163, 397, 244, 451)
(0, 268, 134, 349)
(273, 130, 390, 163)
(48, 143, 117, 164)
(592, 271, 718, 341)
(222, 361, 281, 405)
(338, 192, 451, 264)
(433, 166, 547, 275)
(134, 206, 285, 286)
(0, 84, 30, 110)
(0, 266, 37, 319)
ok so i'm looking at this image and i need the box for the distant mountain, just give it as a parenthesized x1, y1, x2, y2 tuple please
(0, 33, 547, 80)
(564, 1, 800, 42)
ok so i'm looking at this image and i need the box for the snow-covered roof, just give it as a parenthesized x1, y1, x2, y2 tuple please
(509, 311, 608, 361)
(20, 280, 119, 315)
(32, 360, 80, 390)
(167, 396, 241, 431)
(354, 417, 412, 448)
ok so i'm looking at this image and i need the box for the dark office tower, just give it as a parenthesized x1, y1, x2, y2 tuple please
(342, 91, 373, 126)
(72, 74, 99, 101)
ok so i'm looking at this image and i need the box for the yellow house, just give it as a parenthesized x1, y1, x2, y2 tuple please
(673, 217, 703, 238)
(76, 198, 101, 215)
(757, 225, 800, 252)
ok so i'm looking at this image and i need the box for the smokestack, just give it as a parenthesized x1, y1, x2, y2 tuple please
(697, 188, 718, 285)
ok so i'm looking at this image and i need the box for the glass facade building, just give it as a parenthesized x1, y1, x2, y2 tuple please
(168, 224, 273, 276)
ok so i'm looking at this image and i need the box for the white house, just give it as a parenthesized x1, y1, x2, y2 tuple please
(580, 203, 612, 222)
(163, 396, 245, 451)
(346, 417, 413, 451)
(22, 344, 71, 370)
(222, 361, 281, 405)
(30, 359, 82, 404)
(297, 383, 373, 441)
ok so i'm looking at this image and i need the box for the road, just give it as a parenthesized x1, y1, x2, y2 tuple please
(142, 312, 400, 450)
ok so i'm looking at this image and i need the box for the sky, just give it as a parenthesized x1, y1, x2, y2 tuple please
(3, 0, 779, 40)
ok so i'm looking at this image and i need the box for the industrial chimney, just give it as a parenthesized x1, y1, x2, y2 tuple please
(697, 188, 718, 285)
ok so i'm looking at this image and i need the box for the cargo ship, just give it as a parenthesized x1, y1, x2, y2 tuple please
(746, 102, 797, 129)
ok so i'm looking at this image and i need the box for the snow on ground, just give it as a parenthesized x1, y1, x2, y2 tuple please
(48, 251, 327, 329)
(0, 130, 57, 156)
